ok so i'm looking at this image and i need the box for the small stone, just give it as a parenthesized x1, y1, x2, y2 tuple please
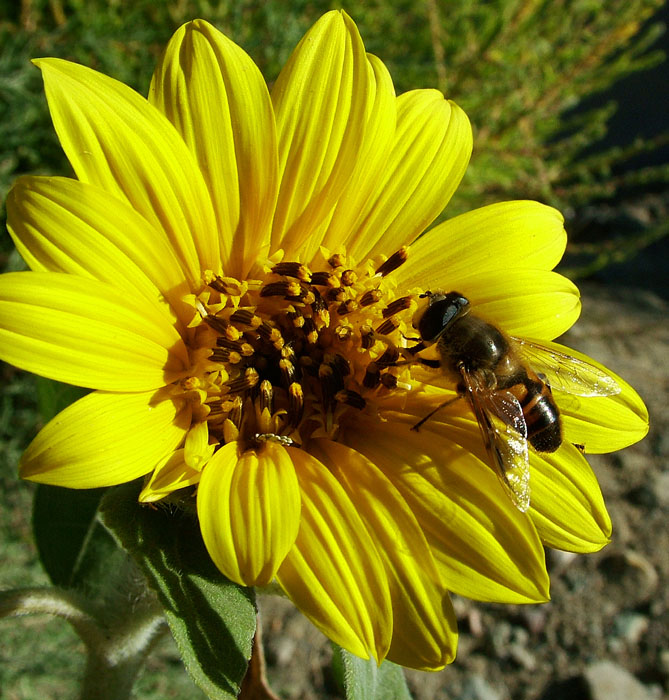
(651, 470, 669, 508)
(613, 611, 649, 644)
(460, 674, 505, 700)
(583, 660, 655, 700)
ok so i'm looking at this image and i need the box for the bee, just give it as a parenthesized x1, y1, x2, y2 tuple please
(408, 291, 620, 511)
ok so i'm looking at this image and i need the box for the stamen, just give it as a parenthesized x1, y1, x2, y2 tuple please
(209, 276, 246, 295)
(230, 309, 262, 328)
(310, 271, 336, 286)
(381, 373, 398, 389)
(210, 348, 242, 364)
(363, 362, 381, 388)
(259, 379, 273, 415)
(375, 246, 408, 277)
(376, 346, 400, 367)
(279, 358, 297, 386)
(340, 269, 357, 286)
(360, 324, 375, 349)
(204, 314, 230, 334)
(335, 389, 366, 410)
(228, 396, 243, 428)
(260, 280, 302, 298)
(287, 382, 304, 427)
(360, 289, 382, 307)
(224, 367, 259, 393)
(382, 296, 412, 318)
(337, 299, 359, 316)
(375, 318, 399, 336)
(271, 262, 312, 281)
(216, 337, 255, 357)
(328, 253, 345, 268)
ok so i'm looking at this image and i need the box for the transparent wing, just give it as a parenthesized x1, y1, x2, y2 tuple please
(459, 367, 531, 512)
(512, 337, 620, 397)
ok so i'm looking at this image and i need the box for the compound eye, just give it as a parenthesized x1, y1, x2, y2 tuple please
(418, 292, 469, 341)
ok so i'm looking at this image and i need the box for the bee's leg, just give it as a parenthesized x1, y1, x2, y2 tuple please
(411, 395, 461, 431)
(417, 358, 440, 368)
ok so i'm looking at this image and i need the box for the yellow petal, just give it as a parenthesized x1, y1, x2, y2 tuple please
(343, 89, 472, 263)
(457, 269, 581, 340)
(197, 440, 301, 586)
(139, 448, 201, 503)
(277, 447, 392, 663)
(36, 58, 219, 286)
(184, 420, 215, 470)
(270, 11, 371, 255)
(395, 201, 567, 289)
(7, 176, 190, 322)
(150, 20, 278, 278)
(20, 389, 191, 488)
(346, 404, 550, 604)
(303, 53, 397, 262)
(544, 340, 650, 452)
(0, 272, 188, 391)
(309, 439, 457, 671)
(529, 443, 611, 552)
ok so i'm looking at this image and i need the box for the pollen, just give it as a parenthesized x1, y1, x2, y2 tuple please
(181, 249, 416, 450)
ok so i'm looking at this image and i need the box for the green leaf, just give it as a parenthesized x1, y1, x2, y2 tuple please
(100, 482, 257, 700)
(35, 376, 87, 422)
(333, 647, 413, 700)
(33, 484, 119, 589)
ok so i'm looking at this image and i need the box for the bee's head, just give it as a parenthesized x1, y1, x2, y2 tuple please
(413, 291, 470, 342)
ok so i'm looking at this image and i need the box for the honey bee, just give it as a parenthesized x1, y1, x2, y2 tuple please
(409, 291, 620, 511)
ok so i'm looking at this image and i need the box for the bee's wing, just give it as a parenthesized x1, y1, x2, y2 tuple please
(459, 367, 531, 512)
(512, 338, 620, 397)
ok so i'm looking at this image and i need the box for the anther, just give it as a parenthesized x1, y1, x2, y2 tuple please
(287, 382, 304, 427)
(337, 299, 359, 316)
(286, 308, 305, 328)
(257, 321, 285, 349)
(360, 289, 382, 307)
(340, 269, 357, 286)
(259, 380, 273, 415)
(382, 296, 412, 318)
(375, 318, 399, 336)
(210, 348, 242, 364)
(376, 346, 400, 367)
(334, 325, 352, 341)
(360, 324, 375, 349)
(216, 337, 255, 357)
(203, 315, 230, 334)
(381, 373, 399, 389)
(363, 362, 381, 388)
(325, 287, 347, 303)
(224, 367, 259, 393)
(209, 276, 246, 295)
(279, 358, 297, 386)
(260, 280, 302, 298)
(271, 262, 312, 281)
(303, 317, 319, 345)
(230, 309, 262, 328)
(335, 389, 366, 410)
(328, 253, 346, 268)
(228, 396, 243, 428)
(374, 247, 408, 277)
(330, 353, 351, 377)
(310, 271, 335, 286)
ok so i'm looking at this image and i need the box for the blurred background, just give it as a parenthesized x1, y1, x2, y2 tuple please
(0, 1, 667, 698)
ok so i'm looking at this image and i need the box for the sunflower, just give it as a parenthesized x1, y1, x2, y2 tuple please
(0, 11, 647, 671)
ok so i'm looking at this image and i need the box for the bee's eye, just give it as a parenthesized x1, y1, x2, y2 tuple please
(418, 293, 469, 341)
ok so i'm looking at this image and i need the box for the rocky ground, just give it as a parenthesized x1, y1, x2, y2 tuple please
(257, 279, 669, 700)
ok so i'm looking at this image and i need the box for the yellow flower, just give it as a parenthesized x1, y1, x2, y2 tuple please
(0, 12, 648, 671)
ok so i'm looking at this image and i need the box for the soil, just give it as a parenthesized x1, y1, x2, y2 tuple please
(256, 281, 669, 700)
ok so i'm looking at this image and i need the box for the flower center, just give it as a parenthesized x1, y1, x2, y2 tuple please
(181, 248, 414, 451)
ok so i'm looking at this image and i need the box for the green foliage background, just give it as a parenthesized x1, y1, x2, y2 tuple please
(0, 0, 666, 697)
